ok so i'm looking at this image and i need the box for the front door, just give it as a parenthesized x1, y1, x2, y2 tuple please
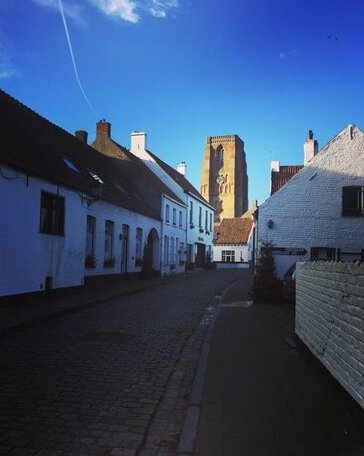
(196, 243, 206, 267)
(121, 224, 129, 274)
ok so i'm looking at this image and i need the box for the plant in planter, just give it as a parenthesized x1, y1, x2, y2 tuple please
(199, 228, 204, 233)
(104, 256, 116, 268)
(85, 254, 96, 268)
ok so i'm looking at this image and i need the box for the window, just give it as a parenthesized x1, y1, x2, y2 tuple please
(342, 186, 364, 216)
(86, 216, 96, 257)
(62, 157, 80, 173)
(311, 248, 336, 261)
(179, 241, 184, 264)
(179, 210, 183, 227)
(222, 250, 235, 263)
(189, 201, 193, 224)
(176, 237, 179, 263)
(166, 204, 170, 223)
(199, 207, 202, 227)
(173, 208, 176, 225)
(104, 220, 114, 265)
(164, 236, 169, 263)
(40, 191, 65, 236)
(170, 238, 175, 263)
(209, 213, 212, 231)
(205, 210, 208, 230)
(135, 228, 143, 266)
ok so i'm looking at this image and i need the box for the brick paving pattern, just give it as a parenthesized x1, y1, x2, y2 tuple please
(0, 270, 243, 456)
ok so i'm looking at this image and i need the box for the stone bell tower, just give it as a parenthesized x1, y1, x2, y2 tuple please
(200, 135, 248, 223)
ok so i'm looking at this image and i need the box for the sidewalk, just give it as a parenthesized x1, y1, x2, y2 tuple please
(0, 271, 200, 337)
(194, 278, 364, 456)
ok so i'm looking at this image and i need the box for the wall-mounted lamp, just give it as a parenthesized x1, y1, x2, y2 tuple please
(267, 219, 274, 229)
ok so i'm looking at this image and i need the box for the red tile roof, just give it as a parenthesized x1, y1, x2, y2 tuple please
(214, 218, 253, 245)
(271, 165, 303, 195)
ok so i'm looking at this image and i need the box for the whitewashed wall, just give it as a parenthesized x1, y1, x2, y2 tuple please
(0, 166, 86, 296)
(161, 196, 186, 276)
(214, 244, 250, 263)
(85, 199, 161, 277)
(258, 125, 364, 279)
(296, 261, 364, 409)
(130, 138, 214, 266)
(187, 193, 214, 260)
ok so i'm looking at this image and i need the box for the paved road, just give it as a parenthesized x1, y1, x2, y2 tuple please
(0, 270, 244, 456)
(194, 277, 364, 456)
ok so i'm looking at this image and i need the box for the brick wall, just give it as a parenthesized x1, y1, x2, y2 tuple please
(296, 261, 364, 409)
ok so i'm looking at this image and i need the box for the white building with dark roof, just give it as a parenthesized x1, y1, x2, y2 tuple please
(258, 124, 364, 280)
(0, 90, 163, 296)
(130, 132, 215, 271)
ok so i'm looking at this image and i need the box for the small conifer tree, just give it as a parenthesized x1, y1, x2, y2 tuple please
(251, 242, 282, 303)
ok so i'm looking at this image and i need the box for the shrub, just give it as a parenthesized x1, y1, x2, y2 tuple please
(251, 242, 282, 303)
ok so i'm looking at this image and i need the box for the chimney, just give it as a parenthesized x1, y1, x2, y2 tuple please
(304, 130, 318, 165)
(176, 161, 187, 176)
(271, 160, 280, 172)
(75, 130, 88, 144)
(130, 131, 147, 156)
(96, 120, 111, 138)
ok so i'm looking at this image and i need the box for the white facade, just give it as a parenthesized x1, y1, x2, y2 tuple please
(186, 193, 214, 267)
(258, 124, 364, 279)
(0, 163, 162, 297)
(214, 244, 250, 266)
(0, 166, 86, 297)
(130, 132, 214, 269)
(85, 199, 161, 278)
(160, 195, 187, 276)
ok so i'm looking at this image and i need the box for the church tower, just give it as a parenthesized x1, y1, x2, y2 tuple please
(200, 135, 248, 223)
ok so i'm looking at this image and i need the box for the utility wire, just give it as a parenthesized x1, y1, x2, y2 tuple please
(57, 0, 100, 118)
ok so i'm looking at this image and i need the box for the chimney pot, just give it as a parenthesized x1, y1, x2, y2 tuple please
(177, 162, 187, 176)
(75, 130, 88, 144)
(97, 120, 111, 138)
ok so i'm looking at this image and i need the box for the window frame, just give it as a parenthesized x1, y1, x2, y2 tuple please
(221, 250, 235, 263)
(135, 227, 143, 267)
(39, 191, 65, 236)
(342, 186, 364, 216)
(165, 204, 170, 223)
(104, 220, 114, 263)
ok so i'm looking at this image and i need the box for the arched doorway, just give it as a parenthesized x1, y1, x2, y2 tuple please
(147, 228, 160, 274)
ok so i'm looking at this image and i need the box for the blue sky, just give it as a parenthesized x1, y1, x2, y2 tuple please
(1, 0, 364, 205)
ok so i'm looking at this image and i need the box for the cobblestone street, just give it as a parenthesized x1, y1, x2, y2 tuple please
(0, 270, 243, 456)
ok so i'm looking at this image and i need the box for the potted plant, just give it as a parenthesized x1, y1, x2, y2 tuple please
(85, 254, 96, 268)
(104, 256, 116, 268)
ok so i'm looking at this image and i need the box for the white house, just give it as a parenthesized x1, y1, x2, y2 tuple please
(213, 217, 253, 268)
(257, 124, 364, 279)
(90, 122, 186, 277)
(0, 90, 163, 297)
(130, 132, 215, 270)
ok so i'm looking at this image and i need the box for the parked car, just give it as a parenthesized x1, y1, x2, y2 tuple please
(283, 263, 296, 301)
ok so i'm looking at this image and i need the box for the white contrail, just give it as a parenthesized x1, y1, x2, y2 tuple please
(57, 0, 100, 118)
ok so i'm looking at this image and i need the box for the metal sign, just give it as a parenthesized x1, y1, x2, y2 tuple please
(263, 247, 307, 255)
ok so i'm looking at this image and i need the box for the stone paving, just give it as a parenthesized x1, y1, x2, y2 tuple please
(0, 270, 243, 456)
(194, 277, 364, 456)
